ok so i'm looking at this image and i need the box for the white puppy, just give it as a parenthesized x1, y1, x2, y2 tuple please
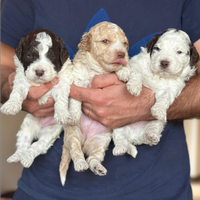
(1, 29, 73, 168)
(112, 29, 199, 158)
(59, 21, 130, 185)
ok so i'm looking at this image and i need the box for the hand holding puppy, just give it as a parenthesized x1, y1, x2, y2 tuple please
(8, 71, 58, 117)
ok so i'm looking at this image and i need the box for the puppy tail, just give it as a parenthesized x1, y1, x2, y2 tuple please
(59, 145, 71, 186)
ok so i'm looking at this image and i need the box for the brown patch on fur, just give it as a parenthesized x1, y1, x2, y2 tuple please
(190, 44, 200, 66)
(78, 33, 92, 51)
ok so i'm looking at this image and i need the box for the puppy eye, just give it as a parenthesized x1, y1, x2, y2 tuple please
(153, 47, 160, 51)
(102, 39, 109, 44)
(177, 51, 182, 54)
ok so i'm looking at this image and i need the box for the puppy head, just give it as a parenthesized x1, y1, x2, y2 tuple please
(15, 29, 69, 84)
(146, 29, 199, 78)
(78, 21, 129, 72)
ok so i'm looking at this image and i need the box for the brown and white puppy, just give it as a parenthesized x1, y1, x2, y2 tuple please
(59, 21, 130, 185)
(1, 29, 73, 167)
(112, 29, 199, 158)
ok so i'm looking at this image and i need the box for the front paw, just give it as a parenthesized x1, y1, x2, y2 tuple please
(54, 110, 71, 125)
(126, 82, 142, 96)
(1, 102, 21, 115)
(151, 106, 166, 121)
(116, 67, 130, 82)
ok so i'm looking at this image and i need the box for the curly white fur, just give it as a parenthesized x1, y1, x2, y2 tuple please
(112, 29, 197, 158)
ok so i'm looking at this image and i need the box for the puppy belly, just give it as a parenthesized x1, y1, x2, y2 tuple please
(40, 116, 55, 128)
(80, 114, 110, 140)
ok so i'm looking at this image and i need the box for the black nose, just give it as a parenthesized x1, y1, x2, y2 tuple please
(118, 52, 125, 58)
(35, 70, 44, 77)
(160, 60, 169, 69)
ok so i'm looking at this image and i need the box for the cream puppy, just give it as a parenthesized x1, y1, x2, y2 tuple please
(59, 21, 130, 185)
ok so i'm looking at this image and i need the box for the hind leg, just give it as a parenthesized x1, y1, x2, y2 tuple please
(112, 127, 138, 158)
(66, 125, 88, 172)
(83, 133, 111, 176)
(7, 114, 39, 164)
(20, 124, 63, 168)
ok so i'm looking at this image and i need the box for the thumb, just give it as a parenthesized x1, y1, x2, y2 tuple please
(91, 73, 122, 89)
(27, 77, 59, 100)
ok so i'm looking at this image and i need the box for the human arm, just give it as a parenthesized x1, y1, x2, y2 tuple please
(70, 39, 200, 129)
(1, 42, 57, 117)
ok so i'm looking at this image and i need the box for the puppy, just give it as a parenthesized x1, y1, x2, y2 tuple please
(1, 29, 73, 167)
(59, 21, 130, 185)
(112, 29, 199, 158)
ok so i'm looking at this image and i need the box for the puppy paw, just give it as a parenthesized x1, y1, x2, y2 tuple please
(89, 159, 107, 176)
(116, 67, 130, 82)
(151, 106, 166, 121)
(145, 132, 160, 146)
(38, 96, 49, 105)
(20, 153, 34, 168)
(126, 82, 142, 96)
(113, 146, 128, 156)
(74, 159, 89, 172)
(1, 102, 21, 115)
(54, 110, 71, 125)
(7, 152, 21, 163)
(127, 144, 138, 158)
(67, 113, 81, 125)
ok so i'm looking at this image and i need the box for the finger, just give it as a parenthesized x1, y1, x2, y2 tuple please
(91, 73, 122, 89)
(32, 107, 55, 117)
(22, 97, 55, 113)
(8, 72, 16, 86)
(70, 84, 99, 102)
(27, 78, 59, 100)
(82, 106, 98, 121)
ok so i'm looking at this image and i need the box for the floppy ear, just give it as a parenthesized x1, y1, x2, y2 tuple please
(146, 34, 161, 54)
(15, 37, 26, 60)
(190, 44, 199, 66)
(58, 36, 69, 65)
(78, 33, 91, 51)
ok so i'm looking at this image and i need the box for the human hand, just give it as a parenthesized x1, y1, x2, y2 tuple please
(8, 72, 58, 117)
(70, 73, 155, 129)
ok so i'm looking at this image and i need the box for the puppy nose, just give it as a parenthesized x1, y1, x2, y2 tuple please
(35, 70, 44, 77)
(160, 60, 169, 69)
(118, 52, 125, 58)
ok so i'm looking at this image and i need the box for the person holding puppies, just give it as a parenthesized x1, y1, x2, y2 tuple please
(1, 0, 200, 199)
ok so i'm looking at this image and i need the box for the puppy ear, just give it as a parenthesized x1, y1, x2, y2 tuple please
(78, 33, 91, 51)
(15, 37, 26, 60)
(190, 44, 200, 66)
(146, 34, 161, 53)
(58, 37, 69, 65)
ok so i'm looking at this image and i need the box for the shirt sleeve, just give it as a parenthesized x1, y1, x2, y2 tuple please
(182, 0, 200, 43)
(1, 0, 35, 48)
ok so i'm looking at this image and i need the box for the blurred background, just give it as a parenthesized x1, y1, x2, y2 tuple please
(1, 112, 200, 199)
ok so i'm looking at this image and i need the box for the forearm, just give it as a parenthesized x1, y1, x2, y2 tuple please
(1, 65, 15, 103)
(167, 74, 200, 120)
(1, 42, 16, 103)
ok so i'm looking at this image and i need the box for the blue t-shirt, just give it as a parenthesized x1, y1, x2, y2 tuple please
(1, 0, 200, 199)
